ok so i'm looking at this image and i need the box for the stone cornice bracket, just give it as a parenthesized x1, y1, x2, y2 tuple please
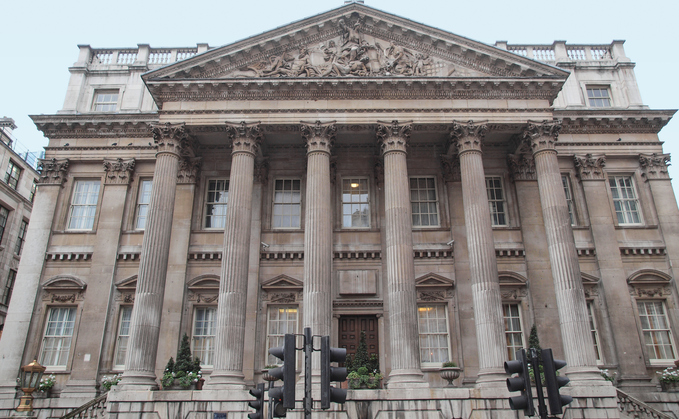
(521, 120, 562, 155)
(449, 120, 488, 155)
(376, 120, 412, 156)
(439, 154, 460, 183)
(507, 153, 536, 182)
(103, 158, 136, 185)
(225, 121, 264, 156)
(177, 157, 202, 185)
(300, 121, 337, 155)
(37, 158, 69, 185)
(640, 153, 671, 181)
(574, 154, 607, 181)
(150, 122, 193, 157)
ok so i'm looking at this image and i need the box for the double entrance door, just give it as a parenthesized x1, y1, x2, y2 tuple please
(338, 315, 379, 360)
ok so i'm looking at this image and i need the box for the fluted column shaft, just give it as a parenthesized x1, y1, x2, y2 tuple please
(451, 121, 506, 385)
(377, 121, 426, 388)
(302, 122, 336, 375)
(209, 123, 262, 389)
(122, 125, 187, 389)
(526, 121, 600, 381)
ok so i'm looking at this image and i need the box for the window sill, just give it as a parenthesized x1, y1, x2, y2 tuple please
(60, 230, 97, 234)
(614, 224, 657, 230)
(491, 226, 521, 231)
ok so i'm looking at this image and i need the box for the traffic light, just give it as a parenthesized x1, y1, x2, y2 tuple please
(269, 333, 296, 409)
(542, 348, 573, 415)
(504, 348, 535, 416)
(269, 386, 288, 418)
(320, 335, 348, 409)
(247, 383, 265, 419)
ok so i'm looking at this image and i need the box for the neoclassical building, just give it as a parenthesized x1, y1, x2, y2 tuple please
(0, 3, 678, 418)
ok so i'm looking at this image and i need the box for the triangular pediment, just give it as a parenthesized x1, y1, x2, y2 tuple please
(144, 4, 567, 103)
(115, 275, 138, 290)
(415, 273, 454, 288)
(262, 274, 303, 291)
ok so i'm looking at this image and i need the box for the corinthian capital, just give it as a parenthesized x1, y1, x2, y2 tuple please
(640, 153, 671, 181)
(177, 157, 202, 185)
(376, 120, 412, 155)
(507, 153, 536, 181)
(151, 123, 193, 157)
(225, 121, 263, 156)
(522, 120, 562, 154)
(449, 120, 488, 154)
(301, 121, 336, 154)
(37, 158, 69, 185)
(103, 158, 136, 185)
(574, 154, 606, 180)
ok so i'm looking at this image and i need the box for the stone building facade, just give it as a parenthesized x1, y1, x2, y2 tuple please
(0, 3, 678, 418)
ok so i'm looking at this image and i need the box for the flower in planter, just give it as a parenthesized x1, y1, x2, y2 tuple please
(658, 367, 679, 384)
(161, 334, 203, 389)
(442, 361, 457, 368)
(600, 369, 616, 382)
(101, 374, 122, 391)
(38, 374, 56, 392)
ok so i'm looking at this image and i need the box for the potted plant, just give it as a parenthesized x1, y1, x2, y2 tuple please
(658, 367, 679, 392)
(346, 331, 382, 389)
(439, 361, 461, 386)
(161, 334, 203, 390)
(35, 374, 56, 398)
(101, 374, 122, 391)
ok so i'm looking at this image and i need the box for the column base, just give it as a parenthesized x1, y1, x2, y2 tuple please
(119, 371, 159, 391)
(386, 369, 429, 389)
(204, 370, 246, 390)
(475, 368, 508, 389)
(566, 365, 607, 385)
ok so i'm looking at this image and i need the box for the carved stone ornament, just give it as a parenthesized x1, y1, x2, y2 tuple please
(254, 159, 270, 184)
(123, 293, 135, 303)
(418, 290, 447, 301)
(373, 156, 384, 187)
(574, 154, 607, 180)
(301, 121, 337, 154)
(51, 293, 76, 303)
(500, 288, 527, 299)
(449, 120, 488, 155)
(151, 123, 193, 157)
(177, 157, 202, 184)
(225, 121, 264, 156)
(266, 292, 298, 303)
(639, 153, 671, 181)
(522, 120, 562, 154)
(103, 158, 136, 185)
(376, 120, 412, 155)
(440, 154, 461, 182)
(507, 153, 536, 181)
(37, 158, 69, 185)
(631, 286, 671, 298)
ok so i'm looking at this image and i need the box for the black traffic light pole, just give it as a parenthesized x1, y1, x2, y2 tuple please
(528, 348, 549, 419)
(303, 327, 312, 419)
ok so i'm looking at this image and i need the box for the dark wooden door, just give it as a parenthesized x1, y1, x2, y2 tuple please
(338, 315, 378, 359)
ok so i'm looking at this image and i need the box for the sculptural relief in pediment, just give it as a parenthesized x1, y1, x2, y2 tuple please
(221, 19, 486, 79)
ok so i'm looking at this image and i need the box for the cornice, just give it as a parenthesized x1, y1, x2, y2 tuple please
(555, 109, 675, 134)
(31, 113, 158, 139)
(159, 107, 552, 115)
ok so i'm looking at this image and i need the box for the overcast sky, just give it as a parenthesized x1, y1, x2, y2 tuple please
(1, 0, 678, 196)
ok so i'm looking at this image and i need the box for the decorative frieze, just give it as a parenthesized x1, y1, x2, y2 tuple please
(507, 153, 536, 181)
(301, 121, 337, 154)
(449, 120, 487, 155)
(37, 158, 69, 185)
(103, 158, 136, 185)
(620, 247, 666, 256)
(522, 120, 561, 153)
(260, 251, 304, 261)
(45, 252, 93, 261)
(639, 153, 670, 180)
(177, 157, 202, 184)
(376, 120, 412, 155)
(574, 154, 606, 180)
(225, 121, 264, 156)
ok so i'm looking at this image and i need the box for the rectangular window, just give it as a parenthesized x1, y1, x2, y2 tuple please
(4, 160, 21, 190)
(267, 306, 298, 365)
(193, 307, 216, 368)
(503, 303, 524, 360)
(135, 180, 153, 230)
(417, 304, 450, 364)
(587, 302, 602, 362)
(410, 177, 439, 227)
(40, 307, 76, 368)
(1, 269, 16, 306)
(113, 306, 133, 368)
(29, 180, 37, 203)
(92, 90, 119, 112)
(0, 207, 9, 243)
(342, 178, 369, 228)
(587, 87, 611, 108)
(273, 179, 301, 229)
(562, 175, 576, 226)
(609, 176, 642, 225)
(205, 179, 229, 229)
(15, 219, 27, 255)
(638, 301, 677, 361)
(486, 177, 507, 226)
(68, 181, 100, 230)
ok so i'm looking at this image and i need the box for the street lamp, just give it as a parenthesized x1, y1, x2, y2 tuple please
(16, 360, 46, 412)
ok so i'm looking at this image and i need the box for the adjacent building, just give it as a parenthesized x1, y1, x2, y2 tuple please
(0, 3, 677, 418)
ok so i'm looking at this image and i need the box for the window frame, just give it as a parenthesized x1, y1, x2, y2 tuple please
(586, 86, 612, 108)
(486, 176, 509, 227)
(134, 179, 153, 230)
(15, 219, 27, 255)
(587, 301, 603, 364)
(272, 178, 302, 230)
(417, 303, 452, 367)
(1, 269, 16, 306)
(341, 177, 371, 229)
(266, 305, 299, 366)
(204, 178, 229, 229)
(0, 206, 9, 244)
(67, 180, 101, 231)
(561, 174, 577, 226)
(91, 89, 120, 112)
(410, 176, 440, 228)
(636, 300, 678, 365)
(39, 306, 77, 370)
(29, 180, 37, 203)
(503, 302, 525, 361)
(113, 305, 133, 370)
(608, 175, 643, 226)
(4, 160, 21, 190)
(192, 306, 217, 369)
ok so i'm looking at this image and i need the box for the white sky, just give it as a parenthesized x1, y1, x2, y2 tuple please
(1, 0, 678, 196)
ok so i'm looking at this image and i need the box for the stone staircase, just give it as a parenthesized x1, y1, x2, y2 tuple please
(617, 389, 674, 419)
(60, 393, 108, 419)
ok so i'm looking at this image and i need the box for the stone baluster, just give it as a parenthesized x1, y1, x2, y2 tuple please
(523, 121, 601, 382)
(301, 121, 336, 376)
(121, 123, 191, 389)
(450, 121, 507, 386)
(208, 122, 263, 389)
(0, 159, 68, 398)
(376, 121, 427, 388)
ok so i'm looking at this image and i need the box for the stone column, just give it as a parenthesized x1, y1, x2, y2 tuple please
(0, 159, 68, 398)
(523, 121, 601, 382)
(121, 123, 190, 389)
(376, 121, 427, 388)
(450, 121, 507, 386)
(301, 121, 336, 377)
(208, 122, 263, 389)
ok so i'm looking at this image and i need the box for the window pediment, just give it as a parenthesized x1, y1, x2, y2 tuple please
(627, 269, 672, 298)
(43, 275, 87, 291)
(415, 273, 454, 289)
(188, 274, 220, 291)
(115, 275, 137, 290)
(262, 274, 303, 292)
